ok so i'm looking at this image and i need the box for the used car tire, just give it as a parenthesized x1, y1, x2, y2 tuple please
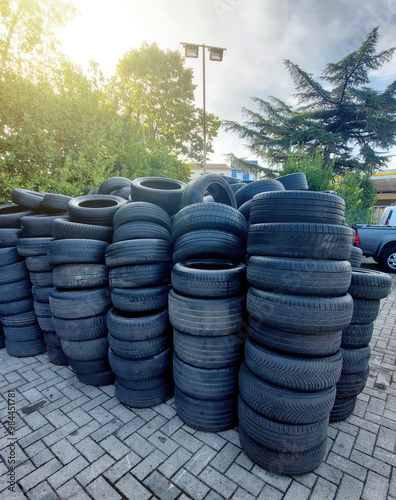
(180, 174, 236, 209)
(130, 177, 185, 216)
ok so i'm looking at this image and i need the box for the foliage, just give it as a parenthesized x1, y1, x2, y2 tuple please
(224, 28, 396, 174)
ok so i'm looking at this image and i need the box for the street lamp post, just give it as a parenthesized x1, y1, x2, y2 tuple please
(181, 43, 226, 173)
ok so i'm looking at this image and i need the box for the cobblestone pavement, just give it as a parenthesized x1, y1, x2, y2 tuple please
(0, 272, 395, 500)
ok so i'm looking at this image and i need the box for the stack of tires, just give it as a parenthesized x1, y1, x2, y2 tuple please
(49, 194, 126, 386)
(18, 213, 69, 365)
(169, 201, 248, 432)
(106, 202, 173, 407)
(240, 190, 355, 475)
(0, 200, 46, 358)
(234, 179, 285, 221)
(130, 177, 186, 216)
(331, 268, 392, 421)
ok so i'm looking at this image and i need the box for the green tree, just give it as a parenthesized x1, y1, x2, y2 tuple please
(113, 42, 221, 165)
(224, 28, 396, 174)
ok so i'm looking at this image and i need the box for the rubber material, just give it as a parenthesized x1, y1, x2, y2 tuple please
(348, 269, 392, 300)
(98, 177, 132, 195)
(0, 205, 33, 228)
(29, 271, 53, 287)
(53, 264, 108, 289)
(11, 188, 44, 209)
(348, 246, 363, 268)
(41, 193, 72, 213)
(329, 396, 357, 422)
(16, 237, 53, 257)
(61, 336, 109, 361)
(49, 287, 111, 319)
(52, 218, 113, 242)
(180, 174, 236, 209)
(341, 323, 374, 348)
(52, 314, 108, 341)
(67, 195, 127, 227)
(110, 285, 171, 313)
(277, 172, 309, 190)
(113, 202, 171, 231)
(0, 228, 21, 248)
(106, 307, 169, 341)
(115, 379, 171, 407)
(109, 263, 171, 288)
(25, 255, 53, 272)
(0, 260, 28, 284)
(235, 179, 285, 207)
(109, 332, 169, 359)
(6, 338, 46, 357)
(113, 221, 171, 243)
(340, 346, 371, 374)
(130, 177, 185, 216)
(105, 239, 171, 267)
(48, 239, 108, 265)
(108, 347, 171, 380)
(351, 298, 380, 324)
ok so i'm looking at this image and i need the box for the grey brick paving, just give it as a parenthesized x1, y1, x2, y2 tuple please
(0, 268, 395, 498)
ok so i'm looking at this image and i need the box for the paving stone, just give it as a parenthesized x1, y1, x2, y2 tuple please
(44, 409, 72, 429)
(367, 397, 386, 415)
(103, 452, 141, 483)
(25, 480, 58, 500)
(354, 429, 377, 455)
(205, 491, 223, 500)
(350, 449, 391, 477)
(161, 415, 184, 437)
(116, 473, 152, 500)
(30, 447, 55, 468)
(282, 481, 311, 500)
(155, 402, 177, 420)
(138, 415, 168, 438)
(315, 462, 343, 485)
(235, 450, 254, 470)
(80, 393, 109, 412)
(326, 451, 368, 481)
(19, 457, 62, 493)
(144, 470, 181, 500)
(75, 436, 105, 463)
(49, 438, 80, 465)
(184, 445, 217, 476)
(362, 470, 389, 500)
(172, 428, 204, 453)
(99, 434, 130, 460)
(210, 442, 240, 473)
(194, 431, 227, 451)
(293, 472, 317, 489)
(109, 404, 135, 424)
(48, 455, 89, 490)
(124, 432, 155, 458)
(257, 484, 284, 500)
(21, 411, 49, 431)
(89, 418, 124, 442)
(199, 465, 238, 498)
(172, 468, 210, 500)
(309, 477, 337, 500)
(132, 448, 167, 481)
(131, 407, 158, 422)
(225, 463, 264, 496)
(56, 478, 91, 500)
(148, 430, 180, 456)
(336, 473, 365, 500)
(18, 423, 55, 449)
(75, 454, 115, 487)
(86, 475, 122, 500)
(250, 465, 292, 492)
(88, 405, 114, 425)
(377, 425, 396, 452)
(42, 421, 79, 447)
(66, 419, 101, 445)
(332, 430, 356, 458)
(115, 416, 146, 441)
(158, 446, 193, 478)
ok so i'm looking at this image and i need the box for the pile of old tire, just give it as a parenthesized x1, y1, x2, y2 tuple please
(169, 201, 248, 431)
(130, 177, 186, 216)
(0, 200, 46, 357)
(233, 178, 285, 221)
(106, 202, 173, 407)
(18, 214, 69, 365)
(276, 172, 309, 190)
(331, 268, 392, 422)
(49, 194, 126, 386)
(240, 190, 355, 475)
(98, 176, 132, 200)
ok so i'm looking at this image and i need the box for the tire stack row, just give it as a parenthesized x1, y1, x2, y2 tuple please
(18, 203, 70, 365)
(331, 268, 392, 421)
(0, 200, 46, 358)
(106, 202, 173, 407)
(169, 202, 248, 432)
(240, 190, 355, 475)
(49, 194, 126, 386)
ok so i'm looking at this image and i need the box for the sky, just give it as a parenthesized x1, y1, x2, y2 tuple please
(58, 0, 396, 170)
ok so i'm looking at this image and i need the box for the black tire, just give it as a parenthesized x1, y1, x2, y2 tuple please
(108, 347, 171, 380)
(239, 426, 326, 476)
(47, 239, 109, 266)
(29, 271, 53, 287)
(238, 200, 252, 220)
(230, 183, 245, 193)
(76, 370, 115, 386)
(52, 218, 113, 242)
(49, 287, 111, 319)
(67, 195, 127, 227)
(6, 338, 46, 357)
(130, 177, 186, 216)
(44, 332, 62, 347)
(113, 202, 171, 231)
(69, 357, 110, 374)
(247, 223, 354, 260)
(336, 367, 369, 398)
(171, 203, 248, 242)
(181, 174, 237, 209)
(349, 246, 363, 268)
(98, 177, 132, 195)
(16, 237, 53, 257)
(109, 263, 171, 288)
(32, 286, 55, 303)
(115, 379, 171, 407)
(248, 318, 342, 357)
(47, 346, 69, 366)
(379, 246, 396, 273)
(175, 386, 237, 432)
(105, 239, 171, 268)
(173, 354, 238, 400)
(171, 260, 246, 298)
(37, 316, 54, 332)
(244, 339, 342, 391)
(329, 396, 357, 422)
(0, 247, 21, 268)
(0, 205, 33, 228)
(173, 328, 243, 368)
(341, 323, 374, 348)
(222, 175, 242, 185)
(277, 172, 309, 190)
(3, 323, 42, 341)
(113, 221, 171, 243)
(106, 307, 169, 341)
(341, 346, 370, 374)
(61, 336, 109, 361)
(109, 332, 169, 359)
(348, 269, 392, 300)
(247, 256, 351, 296)
(0, 297, 34, 315)
(20, 214, 68, 238)
(41, 194, 72, 214)
(351, 298, 381, 324)
(52, 264, 108, 289)
(117, 373, 172, 391)
(110, 285, 171, 313)
(25, 255, 53, 272)
(0, 333, 6, 349)
(169, 289, 245, 336)
(235, 179, 285, 207)
(173, 230, 245, 264)
(52, 314, 108, 341)
(11, 188, 44, 210)
(114, 187, 131, 200)
(239, 363, 336, 424)
(238, 397, 328, 453)
(250, 190, 345, 225)
(33, 301, 52, 317)
(247, 287, 353, 333)
(0, 311, 37, 327)
(0, 228, 21, 248)
(0, 260, 28, 285)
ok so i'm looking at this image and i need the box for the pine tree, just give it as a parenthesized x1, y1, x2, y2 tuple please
(224, 28, 396, 173)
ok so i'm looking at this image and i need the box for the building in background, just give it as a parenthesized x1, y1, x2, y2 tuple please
(190, 161, 258, 180)
(371, 170, 396, 223)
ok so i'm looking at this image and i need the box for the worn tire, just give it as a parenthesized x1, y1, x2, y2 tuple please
(341, 323, 374, 348)
(109, 263, 171, 288)
(336, 367, 370, 398)
(109, 332, 169, 360)
(32, 286, 55, 303)
(41, 194, 72, 214)
(0, 205, 33, 228)
(113, 202, 171, 231)
(67, 195, 127, 227)
(0, 228, 21, 248)
(29, 271, 53, 287)
(341, 346, 371, 374)
(106, 307, 169, 341)
(53, 264, 108, 289)
(351, 298, 381, 324)
(0, 260, 28, 284)
(348, 269, 392, 300)
(115, 379, 171, 407)
(0, 297, 34, 315)
(11, 188, 44, 210)
(25, 255, 53, 272)
(181, 174, 237, 209)
(277, 172, 308, 190)
(105, 239, 171, 267)
(348, 246, 363, 268)
(329, 396, 357, 422)
(20, 214, 67, 238)
(113, 221, 171, 243)
(6, 338, 46, 357)
(16, 237, 53, 257)
(61, 336, 109, 361)
(98, 177, 132, 195)
(130, 177, 185, 216)
(52, 218, 113, 242)
(235, 179, 285, 207)
(0, 247, 21, 268)
(49, 287, 111, 319)
(110, 285, 171, 313)
(48, 239, 108, 265)
(108, 347, 171, 380)
(77, 370, 115, 386)
(52, 314, 108, 341)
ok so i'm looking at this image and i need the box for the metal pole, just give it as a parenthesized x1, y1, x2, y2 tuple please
(202, 44, 207, 174)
